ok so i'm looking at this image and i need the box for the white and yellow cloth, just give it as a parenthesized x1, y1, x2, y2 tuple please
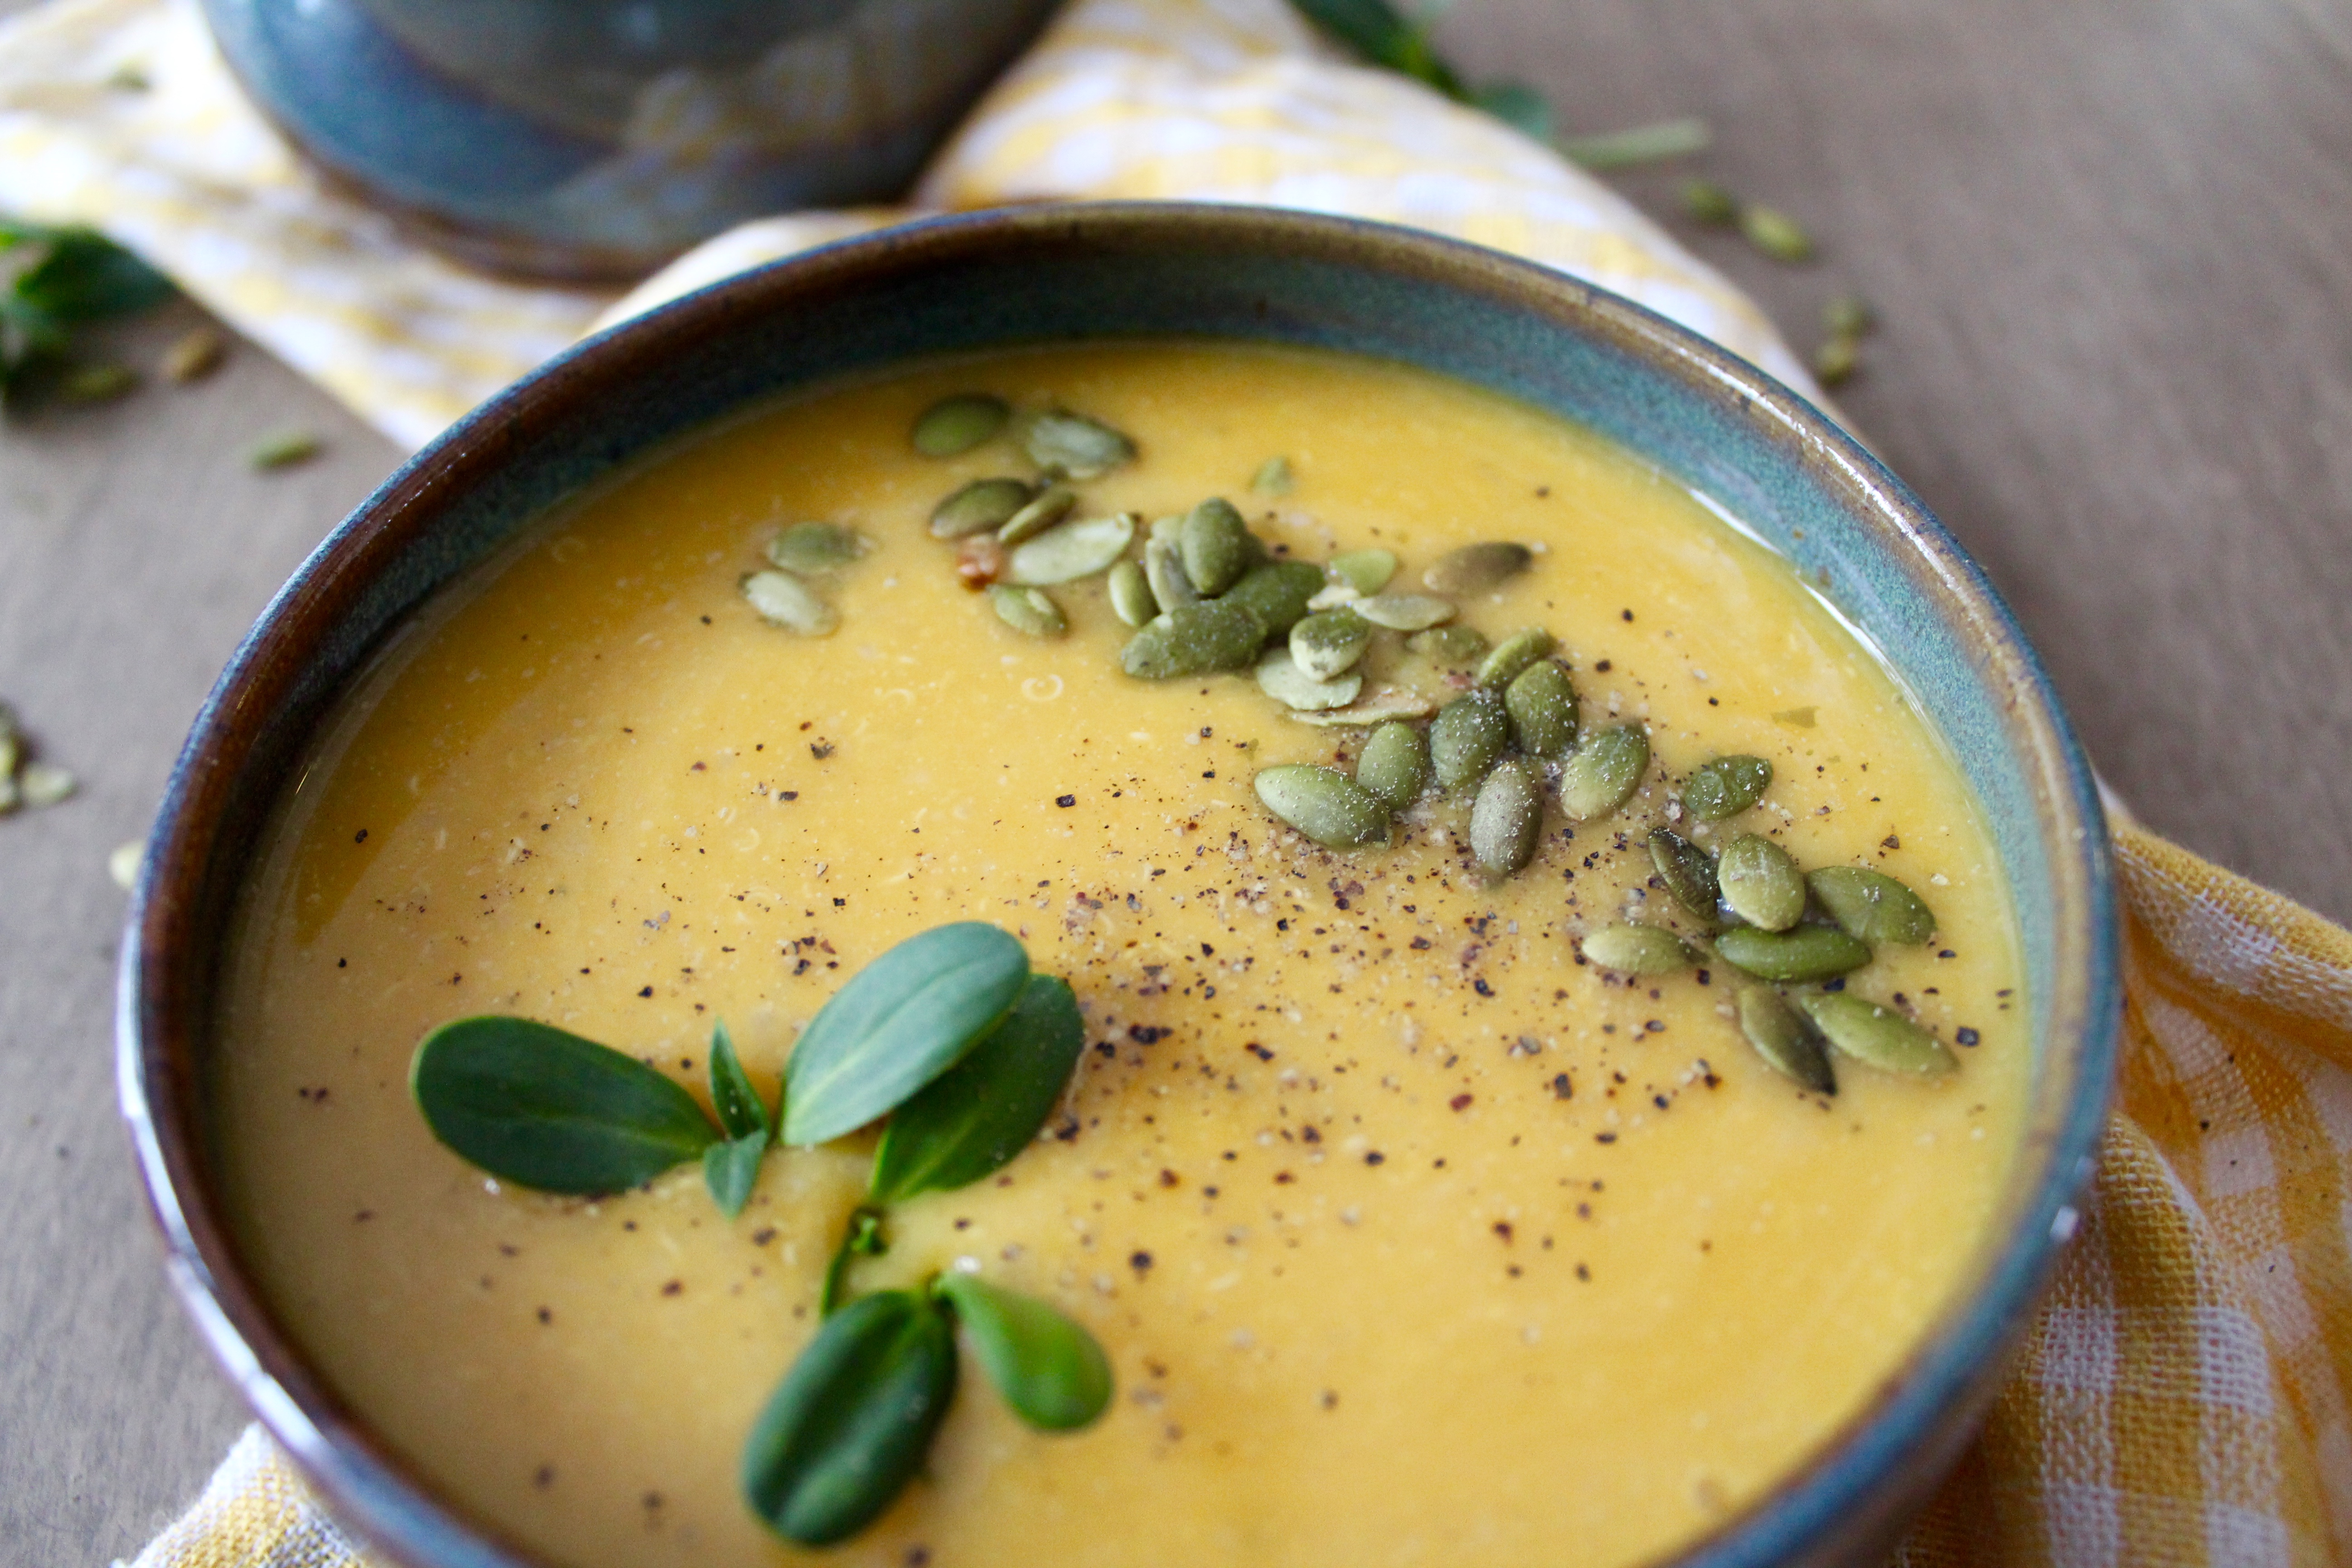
(7, 1, 2344, 1564)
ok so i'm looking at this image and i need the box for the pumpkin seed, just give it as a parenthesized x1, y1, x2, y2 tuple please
(1251, 456, 1294, 496)
(1120, 599, 1267, 679)
(1007, 512, 1135, 586)
(1813, 332, 1859, 387)
(1107, 561, 1156, 627)
(1328, 549, 1397, 596)
(1714, 925, 1871, 983)
(1305, 583, 1364, 611)
(1717, 834, 1807, 930)
(63, 362, 136, 402)
(1143, 539, 1200, 612)
(1180, 498, 1258, 596)
(1253, 764, 1391, 847)
(1406, 625, 1488, 667)
(930, 478, 1032, 538)
(0, 772, 17, 815)
(1148, 514, 1185, 547)
(997, 483, 1077, 545)
(108, 838, 142, 889)
(1797, 992, 1955, 1076)
(1353, 593, 1455, 631)
(1581, 923, 1695, 975)
(1430, 689, 1510, 792)
(988, 584, 1066, 637)
(1289, 608, 1371, 681)
(742, 570, 838, 636)
(1681, 178, 1739, 225)
(1288, 688, 1440, 727)
(1557, 725, 1648, 819)
(912, 392, 1008, 456)
(1255, 646, 1363, 711)
(1476, 627, 1555, 689)
(162, 326, 226, 383)
(1823, 294, 1875, 339)
(767, 521, 871, 574)
(1737, 986, 1835, 1094)
(1682, 755, 1772, 819)
(248, 429, 321, 470)
(1808, 867, 1938, 945)
(1022, 410, 1135, 479)
(19, 760, 75, 808)
(1470, 759, 1544, 877)
(1423, 542, 1531, 595)
(1220, 561, 1323, 635)
(1647, 828, 1720, 918)
(1739, 204, 1815, 264)
(1354, 721, 1430, 808)
(1504, 659, 1578, 757)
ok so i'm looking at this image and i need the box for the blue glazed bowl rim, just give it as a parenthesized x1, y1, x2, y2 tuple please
(119, 201, 2120, 1568)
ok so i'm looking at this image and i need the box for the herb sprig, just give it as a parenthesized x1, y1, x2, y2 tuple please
(0, 219, 172, 405)
(409, 922, 1109, 1544)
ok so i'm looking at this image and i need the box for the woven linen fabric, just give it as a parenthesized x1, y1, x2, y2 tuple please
(7, 0, 2344, 1564)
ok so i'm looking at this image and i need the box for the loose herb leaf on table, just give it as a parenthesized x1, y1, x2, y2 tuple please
(410, 1016, 719, 1193)
(869, 973, 1086, 1205)
(0, 220, 173, 399)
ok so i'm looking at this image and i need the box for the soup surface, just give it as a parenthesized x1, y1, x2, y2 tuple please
(214, 343, 2027, 1568)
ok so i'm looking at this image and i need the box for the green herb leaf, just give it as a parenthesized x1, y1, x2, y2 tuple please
(868, 974, 1085, 1205)
(934, 1273, 1112, 1431)
(1287, 0, 1465, 94)
(707, 1019, 773, 1142)
(741, 1290, 958, 1545)
(1471, 81, 1552, 141)
(703, 1132, 768, 1220)
(14, 230, 172, 323)
(410, 1015, 718, 1193)
(783, 923, 1029, 1147)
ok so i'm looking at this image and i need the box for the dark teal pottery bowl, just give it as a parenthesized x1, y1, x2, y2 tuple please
(119, 203, 2119, 1568)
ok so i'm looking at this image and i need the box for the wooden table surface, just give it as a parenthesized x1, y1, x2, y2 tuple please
(4, 0, 2348, 1557)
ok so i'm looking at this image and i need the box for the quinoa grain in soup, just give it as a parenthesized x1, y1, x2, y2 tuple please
(214, 343, 2029, 1568)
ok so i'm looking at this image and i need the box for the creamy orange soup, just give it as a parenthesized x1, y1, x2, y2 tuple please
(214, 343, 2026, 1568)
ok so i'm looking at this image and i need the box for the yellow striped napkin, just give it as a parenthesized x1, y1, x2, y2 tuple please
(9, 0, 2340, 1564)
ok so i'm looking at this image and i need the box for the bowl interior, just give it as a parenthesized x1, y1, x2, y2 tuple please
(124, 203, 2117, 1568)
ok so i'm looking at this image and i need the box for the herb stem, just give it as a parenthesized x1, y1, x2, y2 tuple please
(820, 1207, 888, 1318)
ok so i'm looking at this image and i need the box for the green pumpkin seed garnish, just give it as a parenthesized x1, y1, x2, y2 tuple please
(1647, 828, 1720, 918)
(987, 584, 1067, 638)
(1739, 204, 1815, 264)
(768, 521, 871, 575)
(248, 429, 322, 470)
(19, 761, 74, 808)
(1406, 625, 1488, 667)
(1813, 332, 1859, 387)
(1717, 833, 1806, 930)
(1353, 592, 1455, 632)
(1713, 925, 1871, 984)
(1737, 986, 1835, 1094)
(1423, 541, 1532, 595)
(1143, 538, 1201, 612)
(1220, 560, 1323, 635)
(740, 1289, 958, 1545)
(1121, 598, 1268, 679)
(62, 362, 136, 402)
(1503, 659, 1578, 757)
(1681, 755, 1773, 819)
(1254, 645, 1364, 711)
(1107, 560, 1156, 627)
(1681, 177, 1739, 225)
(1796, 992, 1956, 1076)
(996, 483, 1078, 545)
(912, 392, 1009, 456)
(1148, 514, 1185, 546)
(1476, 627, 1555, 689)
(1006, 512, 1135, 586)
(1254, 764, 1392, 848)
(1328, 548, 1397, 596)
(1429, 689, 1511, 792)
(1808, 866, 1938, 945)
(1289, 607, 1372, 681)
(1470, 758, 1544, 877)
(1581, 923, 1696, 976)
(1287, 688, 1440, 727)
(1250, 455, 1295, 496)
(742, 570, 839, 636)
(1180, 497, 1258, 596)
(930, 477, 1033, 538)
(1353, 720, 1430, 809)
(1556, 725, 1648, 819)
(1022, 409, 1136, 479)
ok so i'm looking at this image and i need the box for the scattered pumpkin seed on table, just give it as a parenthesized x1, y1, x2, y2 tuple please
(742, 570, 838, 636)
(1353, 721, 1429, 809)
(1254, 765, 1391, 848)
(1737, 986, 1835, 1094)
(1681, 754, 1773, 819)
(1556, 725, 1648, 820)
(1289, 608, 1370, 681)
(162, 325, 225, 383)
(1022, 410, 1135, 479)
(19, 760, 74, 808)
(1006, 513, 1134, 586)
(1429, 690, 1510, 792)
(930, 478, 1032, 538)
(247, 429, 321, 470)
(1254, 646, 1363, 711)
(1647, 828, 1720, 919)
(1582, 923, 1695, 976)
(1808, 867, 1937, 945)
(1470, 759, 1544, 877)
(1717, 833, 1807, 930)
(1503, 659, 1578, 757)
(1423, 541, 1532, 595)
(1797, 992, 1955, 1076)
(1713, 925, 1872, 984)
(911, 393, 1008, 456)
(988, 584, 1066, 638)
